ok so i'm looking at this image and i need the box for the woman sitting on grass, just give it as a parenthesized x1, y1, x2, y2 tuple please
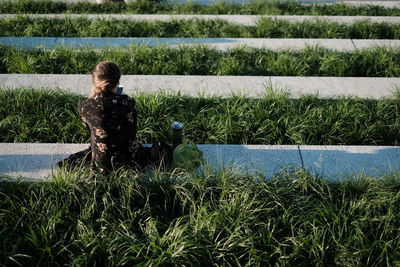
(59, 61, 171, 173)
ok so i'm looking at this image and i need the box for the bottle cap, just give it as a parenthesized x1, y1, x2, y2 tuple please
(172, 121, 184, 131)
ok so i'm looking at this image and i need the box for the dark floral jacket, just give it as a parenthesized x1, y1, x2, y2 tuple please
(79, 91, 137, 172)
(58, 91, 173, 172)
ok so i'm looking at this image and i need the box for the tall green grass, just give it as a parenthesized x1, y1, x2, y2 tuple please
(1, 167, 400, 265)
(1, 17, 399, 39)
(1, 0, 400, 15)
(1, 89, 399, 145)
(1, 45, 399, 77)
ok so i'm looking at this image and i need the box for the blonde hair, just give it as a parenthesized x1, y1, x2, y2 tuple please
(90, 61, 121, 98)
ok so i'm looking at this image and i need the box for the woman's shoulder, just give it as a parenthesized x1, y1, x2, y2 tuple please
(103, 93, 136, 107)
(79, 96, 103, 114)
(79, 93, 135, 113)
(118, 94, 135, 103)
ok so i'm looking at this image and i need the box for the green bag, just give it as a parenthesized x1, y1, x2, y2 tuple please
(172, 144, 203, 170)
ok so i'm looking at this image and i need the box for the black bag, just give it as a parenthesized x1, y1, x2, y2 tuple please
(130, 141, 173, 169)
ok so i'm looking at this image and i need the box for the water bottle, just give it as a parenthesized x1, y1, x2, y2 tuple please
(171, 121, 184, 149)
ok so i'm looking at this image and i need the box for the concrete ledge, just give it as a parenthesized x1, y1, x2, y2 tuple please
(0, 37, 365, 51)
(1, 37, 399, 51)
(1, 14, 399, 26)
(269, 76, 400, 98)
(342, 1, 400, 8)
(1, 143, 399, 181)
(2, 0, 397, 7)
(0, 143, 86, 181)
(168, 0, 400, 8)
(353, 39, 400, 49)
(1, 74, 399, 99)
(299, 145, 400, 178)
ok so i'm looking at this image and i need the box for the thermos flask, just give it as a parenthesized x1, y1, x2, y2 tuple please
(171, 121, 184, 149)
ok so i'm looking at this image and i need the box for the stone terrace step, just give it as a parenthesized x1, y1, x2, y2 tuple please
(1, 74, 399, 99)
(167, 0, 400, 8)
(1, 14, 399, 26)
(3, 0, 397, 7)
(1, 37, 400, 51)
(1, 143, 399, 181)
(342, 1, 400, 8)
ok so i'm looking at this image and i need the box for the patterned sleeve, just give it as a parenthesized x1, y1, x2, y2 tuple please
(79, 100, 110, 172)
(125, 98, 138, 143)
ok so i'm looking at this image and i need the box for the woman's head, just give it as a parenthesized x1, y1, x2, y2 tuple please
(91, 61, 121, 97)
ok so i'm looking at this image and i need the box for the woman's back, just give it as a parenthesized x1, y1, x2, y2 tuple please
(58, 61, 170, 173)
(79, 90, 137, 171)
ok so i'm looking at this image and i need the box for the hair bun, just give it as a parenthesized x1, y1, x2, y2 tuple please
(91, 61, 121, 97)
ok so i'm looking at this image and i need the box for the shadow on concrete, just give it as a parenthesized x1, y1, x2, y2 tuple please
(0, 154, 67, 173)
(56, 37, 236, 49)
(0, 37, 236, 50)
(1, 146, 399, 180)
(0, 37, 57, 49)
(299, 146, 400, 180)
(169, 0, 338, 4)
(199, 145, 400, 180)
(198, 144, 303, 177)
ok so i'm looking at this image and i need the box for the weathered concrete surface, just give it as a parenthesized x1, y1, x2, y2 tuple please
(1, 74, 399, 99)
(299, 145, 400, 179)
(0, 74, 272, 97)
(2, 37, 400, 51)
(1, 14, 399, 25)
(352, 39, 400, 50)
(165, 0, 339, 4)
(0, 37, 368, 51)
(269, 77, 400, 98)
(0, 143, 302, 180)
(1, 143, 399, 181)
(200, 145, 302, 175)
(169, 0, 400, 7)
(0, 143, 88, 180)
(342, 1, 400, 8)
(2, 0, 396, 7)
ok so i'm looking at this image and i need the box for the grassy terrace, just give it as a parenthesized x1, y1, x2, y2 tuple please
(1, 0, 400, 15)
(2, 167, 400, 265)
(2, 17, 400, 39)
(1, 46, 399, 77)
(1, 89, 399, 145)
(0, 0, 399, 266)
(1, 2, 399, 266)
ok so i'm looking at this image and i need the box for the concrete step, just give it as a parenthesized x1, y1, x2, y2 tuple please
(1, 74, 399, 99)
(3, 0, 397, 7)
(168, 0, 400, 8)
(342, 1, 400, 8)
(1, 37, 399, 51)
(1, 143, 399, 181)
(1, 14, 399, 26)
